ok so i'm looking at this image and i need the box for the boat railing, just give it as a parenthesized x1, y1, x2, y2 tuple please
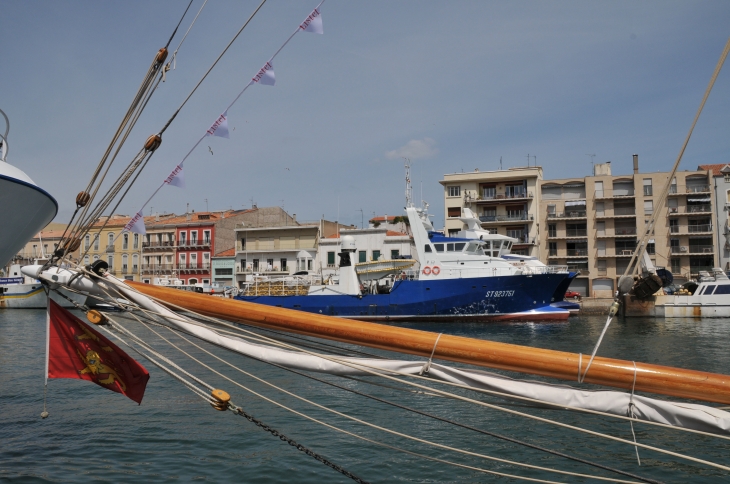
(403, 264, 551, 279)
(241, 274, 322, 296)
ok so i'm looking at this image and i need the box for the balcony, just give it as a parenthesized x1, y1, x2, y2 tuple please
(688, 224, 713, 233)
(177, 263, 212, 273)
(667, 205, 712, 216)
(177, 240, 212, 249)
(595, 189, 635, 199)
(142, 241, 175, 250)
(566, 249, 588, 257)
(141, 263, 176, 274)
(512, 237, 537, 246)
(547, 211, 586, 219)
(479, 214, 534, 223)
(671, 245, 714, 255)
(565, 229, 587, 237)
(477, 191, 533, 203)
(668, 185, 711, 196)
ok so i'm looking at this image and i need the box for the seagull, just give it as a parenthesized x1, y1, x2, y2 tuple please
(208, 146, 213, 155)
(285, 168, 290, 171)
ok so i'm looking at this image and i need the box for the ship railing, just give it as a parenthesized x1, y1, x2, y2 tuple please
(241, 274, 321, 296)
(402, 265, 557, 279)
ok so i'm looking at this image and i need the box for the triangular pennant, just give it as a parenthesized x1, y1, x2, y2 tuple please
(300, 7, 323, 34)
(124, 211, 146, 235)
(252, 61, 276, 86)
(164, 162, 185, 188)
(206, 110, 229, 139)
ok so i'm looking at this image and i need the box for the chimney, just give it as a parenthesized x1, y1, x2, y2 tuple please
(633, 154, 639, 174)
(292, 213, 297, 222)
(155, 213, 160, 222)
(186, 213, 191, 221)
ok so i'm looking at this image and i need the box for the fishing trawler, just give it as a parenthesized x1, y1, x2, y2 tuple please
(235, 203, 570, 321)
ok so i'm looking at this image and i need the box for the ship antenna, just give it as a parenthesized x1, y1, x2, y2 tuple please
(404, 158, 413, 208)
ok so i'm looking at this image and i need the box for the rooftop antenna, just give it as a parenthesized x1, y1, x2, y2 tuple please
(357, 208, 363, 229)
(499, 156, 503, 170)
(205, 198, 208, 212)
(532, 155, 537, 167)
(586, 154, 596, 175)
(404, 158, 413, 207)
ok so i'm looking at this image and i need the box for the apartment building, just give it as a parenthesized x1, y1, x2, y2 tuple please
(212, 248, 235, 287)
(85, 215, 142, 281)
(698, 163, 730, 271)
(539, 160, 714, 297)
(12, 223, 81, 267)
(139, 213, 179, 281)
(233, 209, 350, 287)
(440, 167, 542, 257)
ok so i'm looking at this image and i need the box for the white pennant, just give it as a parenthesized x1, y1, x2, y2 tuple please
(300, 7, 323, 34)
(163, 162, 185, 188)
(206, 110, 229, 138)
(252, 61, 276, 86)
(124, 211, 146, 235)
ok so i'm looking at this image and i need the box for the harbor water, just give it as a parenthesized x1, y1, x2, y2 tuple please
(2, 308, 730, 483)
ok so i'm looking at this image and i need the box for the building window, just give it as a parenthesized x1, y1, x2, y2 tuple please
(179, 232, 187, 245)
(327, 252, 335, 267)
(670, 219, 679, 233)
(548, 224, 556, 238)
(266, 259, 274, 271)
(597, 259, 607, 276)
(123, 233, 129, 250)
(448, 186, 461, 197)
(108, 233, 114, 248)
(93, 235, 99, 250)
(253, 259, 260, 271)
(133, 234, 139, 249)
(191, 231, 198, 245)
(391, 250, 400, 259)
(179, 253, 186, 268)
(132, 254, 138, 272)
(203, 230, 211, 244)
(372, 250, 381, 261)
(447, 207, 461, 218)
(671, 258, 681, 274)
(547, 205, 556, 217)
(107, 255, 114, 269)
(84, 235, 90, 250)
(359, 251, 367, 263)
(307, 260, 313, 270)
(647, 241, 655, 255)
(84, 255, 90, 265)
(122, 254, 128, 273)
(643, 178, 653, 196)
(482, 186, 496, 199)
(280, 258, 288, 271)
(190, 253, 198, 269)
(644, 200, 653, 215)
(548, 242, 557, 256)
(216, 268, 233, 276)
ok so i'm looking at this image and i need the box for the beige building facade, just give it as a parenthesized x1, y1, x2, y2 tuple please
(440, 167, 542, 257)
(441, 160, 715, 298)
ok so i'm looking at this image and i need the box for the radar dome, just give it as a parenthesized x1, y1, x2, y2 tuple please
(341, 235, 356, 251)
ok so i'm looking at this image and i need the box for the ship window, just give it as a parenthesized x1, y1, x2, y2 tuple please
(483, 241, 491, 250)
(447, 243, 454, 251)
(714, 285, 730, 294)
(466, 242, 479, 252)
(705, 285, 717, 295)
(455, 243, 466, 251)
(424, 245, 432, 253)
(434, 244, 444, 252)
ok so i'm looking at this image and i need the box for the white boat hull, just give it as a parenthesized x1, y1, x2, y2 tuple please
(0, 162, 58, 268)
(0, 283, 86, 309)
(655, 294, 730, 318)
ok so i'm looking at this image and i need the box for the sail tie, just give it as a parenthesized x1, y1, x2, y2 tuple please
(629, 361, 642, 466)
(420, 333, 442, 375)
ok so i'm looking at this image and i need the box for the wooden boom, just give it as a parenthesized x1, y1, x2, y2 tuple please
(128, 281, 730, 404)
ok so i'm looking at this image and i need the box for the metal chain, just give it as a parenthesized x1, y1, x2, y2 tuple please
(231, 406, 370, 484)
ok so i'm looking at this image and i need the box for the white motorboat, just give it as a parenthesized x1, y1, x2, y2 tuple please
(0, 264, 86, 309)
(0, 109, 58, 271)
(652, 269, 730, 317)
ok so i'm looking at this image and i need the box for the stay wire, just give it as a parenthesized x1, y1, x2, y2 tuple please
(130, 315, 643, 484)
(112, 278, 730, 444)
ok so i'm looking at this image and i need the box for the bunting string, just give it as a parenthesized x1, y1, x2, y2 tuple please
(120, 1, 325, 236)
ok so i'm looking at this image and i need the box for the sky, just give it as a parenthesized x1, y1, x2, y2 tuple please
(2, 1, 729, 230)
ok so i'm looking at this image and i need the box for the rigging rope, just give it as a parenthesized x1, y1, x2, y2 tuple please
(582, 34, 730, 382)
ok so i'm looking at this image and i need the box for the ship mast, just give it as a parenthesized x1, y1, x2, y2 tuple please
(404, 158, 413, 208)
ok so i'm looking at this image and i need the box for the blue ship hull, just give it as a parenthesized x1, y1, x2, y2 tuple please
(236, 273, 570, 321)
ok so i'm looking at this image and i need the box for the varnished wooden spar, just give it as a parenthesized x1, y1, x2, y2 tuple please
(127, 281, 730, 404)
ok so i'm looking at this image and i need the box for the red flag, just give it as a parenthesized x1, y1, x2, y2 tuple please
(47, 300, 150, 404)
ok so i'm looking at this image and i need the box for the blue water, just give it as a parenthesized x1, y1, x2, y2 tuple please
(1, 309, 730, 483)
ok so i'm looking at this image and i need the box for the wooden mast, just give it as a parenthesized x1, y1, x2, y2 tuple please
(128, 281, 730, 405)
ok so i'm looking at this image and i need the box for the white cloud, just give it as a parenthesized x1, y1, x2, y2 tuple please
(385, 138, 438, 161)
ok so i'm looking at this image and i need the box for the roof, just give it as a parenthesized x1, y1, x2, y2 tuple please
(697, 164, 730, 176)
(214, 248, 236, 257)
(29, 229, 69, 240)
(386, 230, 408, 237)
(153, 209, 252, 226)
(370, 215, 398, 222)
